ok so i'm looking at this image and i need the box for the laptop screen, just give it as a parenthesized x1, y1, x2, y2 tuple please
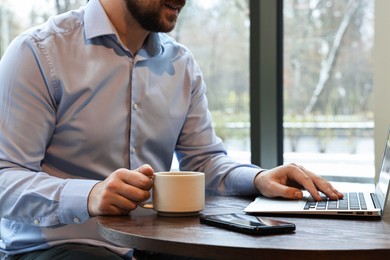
(375, 131, 390, 213)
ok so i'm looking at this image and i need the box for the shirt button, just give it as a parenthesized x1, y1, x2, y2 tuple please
(34, 219, 40, 225)
(73, 217, 81, 224)
(133, 103, 138, 111)
(131, 147, 136, 154)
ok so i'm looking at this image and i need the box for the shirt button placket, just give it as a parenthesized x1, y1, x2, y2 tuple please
(131, 102, 138, 159)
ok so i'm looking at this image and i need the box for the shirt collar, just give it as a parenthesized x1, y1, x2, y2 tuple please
(84, 0, 163, 57)
(84, 0, 116, 40)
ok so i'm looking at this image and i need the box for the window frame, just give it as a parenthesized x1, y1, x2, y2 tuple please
(250, 0, 283, 169)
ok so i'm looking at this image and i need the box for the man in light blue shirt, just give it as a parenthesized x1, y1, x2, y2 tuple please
(0, 0, 343, 259)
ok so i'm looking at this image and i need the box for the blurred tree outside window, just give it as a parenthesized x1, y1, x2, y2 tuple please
(0, 0, 86, 55)
(283, 0, 375, 182)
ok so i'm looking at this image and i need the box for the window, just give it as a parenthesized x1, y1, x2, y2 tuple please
(283, 0, 375, 182)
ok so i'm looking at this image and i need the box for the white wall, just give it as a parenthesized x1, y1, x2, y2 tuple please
(374, 0, 390, 177)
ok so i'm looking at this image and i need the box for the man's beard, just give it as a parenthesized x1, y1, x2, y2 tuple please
(125, 0, 178, 32)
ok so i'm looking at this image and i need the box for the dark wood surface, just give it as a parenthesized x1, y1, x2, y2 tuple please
(97, 196, 390, 260)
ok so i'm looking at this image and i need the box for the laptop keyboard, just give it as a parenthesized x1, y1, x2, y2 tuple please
(304, 192, 367, 210)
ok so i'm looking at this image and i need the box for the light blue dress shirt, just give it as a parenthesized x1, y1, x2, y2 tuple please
(0, 0, 261, 258)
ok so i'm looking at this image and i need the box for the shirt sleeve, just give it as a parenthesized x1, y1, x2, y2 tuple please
(175, 54, 262, 196)
(0, 33, 96, 227)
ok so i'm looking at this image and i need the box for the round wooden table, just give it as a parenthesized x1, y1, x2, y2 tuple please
(97, 196, 390, 260)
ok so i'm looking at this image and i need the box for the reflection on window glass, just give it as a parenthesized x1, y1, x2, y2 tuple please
(283, 0, 375, 182)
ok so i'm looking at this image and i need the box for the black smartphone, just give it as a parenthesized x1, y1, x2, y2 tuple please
(199, 213, 295, 235)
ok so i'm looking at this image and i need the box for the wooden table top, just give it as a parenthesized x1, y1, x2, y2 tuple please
(97, 196, 390, 260)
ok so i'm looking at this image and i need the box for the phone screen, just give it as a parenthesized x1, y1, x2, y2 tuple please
(200, 213, 295, 235)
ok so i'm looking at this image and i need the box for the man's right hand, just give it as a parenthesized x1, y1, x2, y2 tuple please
(87, 164, 154, 216)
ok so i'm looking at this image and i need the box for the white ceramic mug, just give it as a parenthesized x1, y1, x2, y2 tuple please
(140, 171, 205, 216)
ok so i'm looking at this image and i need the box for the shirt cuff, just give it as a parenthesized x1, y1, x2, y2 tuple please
(59, 179, 99, 225)
(234, 167, 263, 195)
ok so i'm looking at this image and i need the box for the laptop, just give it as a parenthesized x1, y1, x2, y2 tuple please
(244, 128, 390, 218)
